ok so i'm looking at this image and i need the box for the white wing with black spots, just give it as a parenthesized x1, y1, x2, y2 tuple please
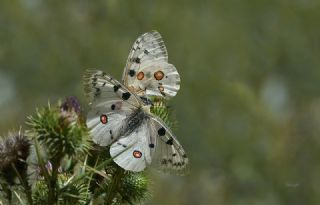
(87, 112, 127, 146)
(122, 31, 180, 98)
(110, 121, 153, 172)
(83, 69, 142, 146)
(149, 115, 189, 175)
(84, 69, 141, 108)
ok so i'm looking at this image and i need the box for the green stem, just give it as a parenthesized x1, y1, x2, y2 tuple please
(105, 166, 124, 205)
(11, 164, 33, 205)
(48, 167, 58, 205)
(33, 138, 55, 205)
(48, 150, 64, 205)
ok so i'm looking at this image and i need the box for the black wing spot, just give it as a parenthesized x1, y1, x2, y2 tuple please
(95, 88, 101, 97)
(129, 69, 136, 77)
(133, 57, 141, 64)
(158, 127, 166, 136)
(166, 137, 173, 145)
(111, 104, 116, 110)
(161, 159, 167, 165)
(149, 143, 155, 148)
(122, 144, 127, 148)
(122, 92, 131, 100)
(102, 82, 106, 86)
(144, 49, 149, 54)
(172, 153, 177, 156)
(183, 154, 187, 158)
(113, 85, 121, 92)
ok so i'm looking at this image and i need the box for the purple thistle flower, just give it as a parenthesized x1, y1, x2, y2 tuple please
(61, 96, 81, 114)
(60, 96, 82, 123)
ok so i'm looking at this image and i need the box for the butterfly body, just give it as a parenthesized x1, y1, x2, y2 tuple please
(122, 106, 149, 137)
(84, 31, 188, 174)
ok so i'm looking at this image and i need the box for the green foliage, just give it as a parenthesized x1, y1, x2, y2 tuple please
(58, 175, 88, 205)
(0, 99, 153, 204)
(27, 103, 91, 160)
(32, 181, 48, 205)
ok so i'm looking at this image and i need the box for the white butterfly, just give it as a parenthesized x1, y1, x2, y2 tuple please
(84, 31, 187, 174)
(121, 31, 180, 99)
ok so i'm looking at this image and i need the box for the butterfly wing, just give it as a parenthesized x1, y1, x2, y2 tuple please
(122, 31, 180, 98)
(83, 69, 141, 146)
(149, 115, 189, 175)
(110, 120, 154, 172)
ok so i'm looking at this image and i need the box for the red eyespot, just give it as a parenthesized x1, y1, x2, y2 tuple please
(133, 150, 142, 158)
(100, 114, 108, 124)
(137, 72, 144, 80)
(154, 70, 164, 80)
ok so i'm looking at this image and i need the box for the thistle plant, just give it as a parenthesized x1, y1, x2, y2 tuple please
(0, 96, 175, 205)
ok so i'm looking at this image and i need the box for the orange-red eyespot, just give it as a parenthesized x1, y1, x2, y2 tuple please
(100, 114, 108, 124)
(137, 72, 144, 80)
(154, 70, 164, 80)
(133, 150, 142, 158)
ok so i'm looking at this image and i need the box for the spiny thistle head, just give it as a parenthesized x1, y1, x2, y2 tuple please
(119, 172, 150, 204)
(0, 131, 31, 184)
(150, 98, 177, 129)
(27, 99, 91, 161)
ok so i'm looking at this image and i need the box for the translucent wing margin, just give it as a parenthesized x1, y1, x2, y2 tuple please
(149, 115, 189, 175)
(84, 69, 141, 108)
(122, 31, 180, 98)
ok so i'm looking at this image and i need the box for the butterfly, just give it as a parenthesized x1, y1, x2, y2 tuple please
(83, 31, 188, 174)
(121, 30, 180, 99)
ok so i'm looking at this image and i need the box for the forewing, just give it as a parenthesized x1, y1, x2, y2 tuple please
(149, 116, 189, 175)
(83, 69, 141, 146)
(122, 31, 180, 98)
(110, 121, 152, 172)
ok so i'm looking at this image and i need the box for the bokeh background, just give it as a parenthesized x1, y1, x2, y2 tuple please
(1, 0, 320, 204)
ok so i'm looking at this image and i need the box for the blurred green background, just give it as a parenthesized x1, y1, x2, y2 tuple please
(1, 0, 320, 204)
